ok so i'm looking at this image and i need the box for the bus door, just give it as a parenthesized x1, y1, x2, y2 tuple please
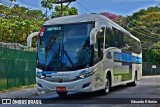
(93, 27, 105, 90)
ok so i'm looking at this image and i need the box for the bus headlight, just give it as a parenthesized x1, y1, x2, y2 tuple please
(78, 70, 94, 79)
(36, 72, 45, 79)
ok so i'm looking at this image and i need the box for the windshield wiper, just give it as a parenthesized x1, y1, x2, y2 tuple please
(63, 50, 74, 66)
(46, 36, 56, 54)
(45, 37, 74, 70)
(61, 37, 74, 67)
(45, 49, 74, 70)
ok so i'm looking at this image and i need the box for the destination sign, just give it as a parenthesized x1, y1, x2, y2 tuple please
(47, 27, 61, 31)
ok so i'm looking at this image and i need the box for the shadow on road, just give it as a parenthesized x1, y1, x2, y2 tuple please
(42, 84, 130, 104)
(55, 85, 128, 97)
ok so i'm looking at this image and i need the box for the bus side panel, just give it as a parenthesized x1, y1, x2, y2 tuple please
(88, 61, 105, 92)
(103, 47, 142, 86)
(103, 48, 132, 86)
(132, 63, 142, 80)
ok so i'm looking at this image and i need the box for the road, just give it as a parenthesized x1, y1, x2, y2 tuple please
(35, 75, 160, 99)
(1, 75, 160, 107)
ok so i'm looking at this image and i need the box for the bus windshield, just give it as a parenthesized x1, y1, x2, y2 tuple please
(37, 22, 93, 71)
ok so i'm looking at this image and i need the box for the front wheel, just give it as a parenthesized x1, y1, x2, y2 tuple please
(100, 76, 110, 95)
(57, 92, 68, 96)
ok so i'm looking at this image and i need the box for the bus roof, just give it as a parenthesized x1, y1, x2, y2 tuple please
(44, 14, 105, 25)
(44, 14, 140, 42)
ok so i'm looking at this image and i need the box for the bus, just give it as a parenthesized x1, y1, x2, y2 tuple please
(34, 14, 142, 96)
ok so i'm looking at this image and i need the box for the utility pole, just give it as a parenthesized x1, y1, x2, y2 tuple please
(45, 0, 47, 18)
(53, 0, 76, 16)
(46, 8, 48, 19)
(60, 0, 63, 16)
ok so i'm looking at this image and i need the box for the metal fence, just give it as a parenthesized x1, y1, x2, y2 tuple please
(0, 47, 36, 91)
(143, 62, 160, 76)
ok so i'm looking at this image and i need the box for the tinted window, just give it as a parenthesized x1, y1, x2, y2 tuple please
(113, 27, 125, 49)
(105, 26, 141, 54)
(94, 27, 105, 64)
(37, 22, 93, 71)
(124, 34, 141, 54)
(105, 27, 116, 48)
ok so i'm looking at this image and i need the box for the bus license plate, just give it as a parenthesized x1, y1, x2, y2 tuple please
(56, 87, 66, 92)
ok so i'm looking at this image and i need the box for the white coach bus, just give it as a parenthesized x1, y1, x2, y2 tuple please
(34, 14, 142, 96)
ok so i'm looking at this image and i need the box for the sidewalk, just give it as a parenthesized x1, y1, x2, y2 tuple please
(0, 87, 39, 98)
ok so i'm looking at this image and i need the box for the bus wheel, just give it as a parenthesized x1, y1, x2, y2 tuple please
(100, 76, 110, 95)
(57, 92, 68, 96)
(130, 74, 137, 86)
(127, 73, 137, 86)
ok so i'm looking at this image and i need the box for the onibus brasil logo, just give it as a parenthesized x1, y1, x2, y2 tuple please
(1, 99, 42, 104)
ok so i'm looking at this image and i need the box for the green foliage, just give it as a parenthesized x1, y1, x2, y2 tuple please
(127, 7, 159, 41)
(51, 5, 78, 18)
(147, 42, 160, 64)
(0, 5, 45, 47)
(41, 0, 56, 10)
(41, 0, 78, 17)
(0, 1, 78, 47)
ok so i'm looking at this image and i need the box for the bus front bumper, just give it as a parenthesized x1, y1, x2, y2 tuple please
(36, 76, 93, 93)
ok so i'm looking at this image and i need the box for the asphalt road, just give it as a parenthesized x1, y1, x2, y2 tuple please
(1, 75, 160, 107)
(35, 75, 160, 99)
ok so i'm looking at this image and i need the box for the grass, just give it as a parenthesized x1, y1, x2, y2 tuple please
(0, 84, 36, 92)
(0, 78, 7, 91)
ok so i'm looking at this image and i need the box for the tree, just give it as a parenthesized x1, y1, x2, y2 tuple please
(0, 5, 45, 47)
(101, 12, 121, 22)
(41, 0, 78, 18)
(41, 0, 56, 17)
(51, 5, 78, 18)
(121, 6, 160, 43)
(147, 42, 160, 64)
(41, 0, 56, 10)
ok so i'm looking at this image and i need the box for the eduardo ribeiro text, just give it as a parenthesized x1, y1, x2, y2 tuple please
(131, 99, 157, 104)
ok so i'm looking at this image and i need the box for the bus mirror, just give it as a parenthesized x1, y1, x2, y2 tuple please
(90, 28, 102, 45)
(27, 32, 39, 48)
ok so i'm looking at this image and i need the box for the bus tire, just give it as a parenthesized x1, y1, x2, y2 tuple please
(130, 74, 137, 86)
(100, 75, 110, 95)
(57, 92, 68, 96)
(127, 73, 137, 86)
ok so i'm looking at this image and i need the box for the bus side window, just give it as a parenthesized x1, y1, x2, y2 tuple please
(94, 27, 105, 64)
(123, 35, 141, 54)
(105, 27, 116, 48)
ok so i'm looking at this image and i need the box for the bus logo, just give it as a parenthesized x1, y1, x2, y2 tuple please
(106, 52, 112, 59)
(58, 79, 63, 83)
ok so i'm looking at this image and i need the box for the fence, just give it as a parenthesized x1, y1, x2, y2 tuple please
(0, 47, 36, 91)
(143, 62, 160, 76)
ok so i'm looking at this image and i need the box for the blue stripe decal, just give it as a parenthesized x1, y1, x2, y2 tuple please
(114, 52, 142, 63)
(36, 71, 57, 75)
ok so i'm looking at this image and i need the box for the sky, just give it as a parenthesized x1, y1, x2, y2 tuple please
(1, 0, 160, 16)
